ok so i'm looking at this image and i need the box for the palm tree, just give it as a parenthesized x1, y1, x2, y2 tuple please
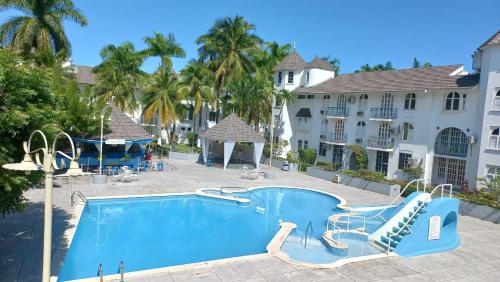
(179, 60, 214, 148)
(256, 41, 292, 79)
(142, 68, 184, 147)
(142, 32, 186, 70)
(0, 0, 87, 59)
(196, 16, 262, 122)
(93, 42, 145, 112)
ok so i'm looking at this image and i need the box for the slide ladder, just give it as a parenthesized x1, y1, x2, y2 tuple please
(370, 184, 453, 253)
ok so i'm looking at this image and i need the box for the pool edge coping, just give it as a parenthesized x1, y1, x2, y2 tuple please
(56, 185, 375, 282)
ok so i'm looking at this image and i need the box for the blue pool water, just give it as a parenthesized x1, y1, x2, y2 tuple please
(58, 187, 382, 281)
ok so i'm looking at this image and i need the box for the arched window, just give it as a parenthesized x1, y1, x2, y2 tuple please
(445, 92, 461, 110)
(489, 128, 500, 150)
(358, 94, 368, 108)
(404, 93, 416, 110)
(494, 90, 500, 111)
(435, 127, 468, 157)
(356, 121, 366, 136)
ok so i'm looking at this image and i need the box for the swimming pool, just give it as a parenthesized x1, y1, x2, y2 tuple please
(58, 187, 383, 281)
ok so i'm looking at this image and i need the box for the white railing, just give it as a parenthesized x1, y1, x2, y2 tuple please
(385, 183, 453, 253)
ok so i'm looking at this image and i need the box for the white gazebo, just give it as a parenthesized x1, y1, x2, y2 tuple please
(200, 114, 266, 169)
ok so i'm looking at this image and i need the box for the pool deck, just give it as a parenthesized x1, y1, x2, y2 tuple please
(1, 159, 500, 281)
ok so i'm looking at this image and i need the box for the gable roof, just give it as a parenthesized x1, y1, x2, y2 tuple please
(294, 65, 479, 94)
(200, 114, 265, 143)
(92, 107, 151, 141)
(274, 50, 306, 71)
(75, 65, 96, 85)
(306, 57, 333, 71)
(479, 30, 500, 50)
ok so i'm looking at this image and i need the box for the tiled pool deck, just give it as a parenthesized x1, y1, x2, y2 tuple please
(1, 159, 500, 281)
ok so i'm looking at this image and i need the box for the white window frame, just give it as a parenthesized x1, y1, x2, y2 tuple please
(486, 165, 500, 182)
(277, 71, 282, 84)
(444, 92, 462, 111)
(287, 71, 294, 84)
(402, 122, 414, 141)
(493, 90, 500, 111)
(404, 93, 416, 110)
(489, 127, 500, 150)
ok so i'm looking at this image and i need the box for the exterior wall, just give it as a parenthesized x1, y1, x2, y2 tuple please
(474, 44, 500, 184)
(272, 60, 498, 189)
(302, 68, 335, 87)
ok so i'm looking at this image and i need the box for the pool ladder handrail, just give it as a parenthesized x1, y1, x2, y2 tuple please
(219, 186, 265, 204)
(366, 179, 425, 222)
(71, 191, 88, 207)
(385, 183, 453, 254)
(98, 263, 103, 282)
(118, 260, 125, 282)
(301, 221, 314, 248)
(328, 214, 366, 233)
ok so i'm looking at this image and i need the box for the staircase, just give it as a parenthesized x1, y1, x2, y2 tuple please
(368, 192, 431, 252)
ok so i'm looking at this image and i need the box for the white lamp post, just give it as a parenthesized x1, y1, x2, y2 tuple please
(2, 130, 84, 282)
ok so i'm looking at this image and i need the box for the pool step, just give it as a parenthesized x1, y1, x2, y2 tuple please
(373, 239, 394, 252)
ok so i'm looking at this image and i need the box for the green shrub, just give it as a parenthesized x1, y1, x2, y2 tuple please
(298, 148, 317, 165)
(186, 132, 198, 146)
(341, 169, 387, 183)
(316, 161, 340, 171)
(346, 144, 368, 170)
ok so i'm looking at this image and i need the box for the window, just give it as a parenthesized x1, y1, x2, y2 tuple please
(378, 122, 391, 138)
(402, 122, 414, 141)
(359, 94, 368, 108)
(298, 140, 303, 149)
(404, 93, 416, 110)
(319, 142, 327, 156)
(381, 93, 394, 109)
(486, 166, 500, 182)
(494, 90, 500, 111)
(307, 95, 315, 99)
(375, 151, 389, 176)
(298, 95, 305, 99)
(489, 128, 500, 150)
(304, 140, 309, 149)
(462, 94, 467, 110)
(306, 71, 310, 83)
(288, 71, 294, 83)
(445, 92, 461, 110)
(275, 97, 282, 107)
(356, 121, 366, 136)
(277, 72, 282, 84)
(187, 106, 194, 120)
(323, 95, 331, 100)
(208, 111, 216, 122)
(398, 153, 412, 170)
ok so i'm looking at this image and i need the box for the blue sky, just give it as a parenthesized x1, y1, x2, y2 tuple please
(1, 0, 499, 73)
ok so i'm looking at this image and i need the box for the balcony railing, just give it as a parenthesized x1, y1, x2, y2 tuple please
(321, 132, 347, 144)
(435, 143, 468, 157)
(370, 108, 397, 120)
(326, 107, 350, 118)
(367, 137, 395, 150)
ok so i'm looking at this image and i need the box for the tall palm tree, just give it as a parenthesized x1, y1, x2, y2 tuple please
(93, 42, 145, 112)
(179, 60, 214, 138)
(142, 32, 185, 70)
(256, 41, 292, 79)
(0, 0, 87, 58)
(196, 16, 262, 122)
(142, 68, 184, 147)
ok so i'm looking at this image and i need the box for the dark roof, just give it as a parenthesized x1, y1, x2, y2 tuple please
(92, 107, 151, 141)
(75, 65, 96, 85)
(296, 108, 312, 118)
(479, 30, 500, 50)
(294, 65, 479, 94)
(306, 57, 333, 71)
(200, 114, 265, 143)
(274, 50, 306, 71)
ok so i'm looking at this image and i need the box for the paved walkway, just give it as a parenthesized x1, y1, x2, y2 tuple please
(1, 159, 499, 281)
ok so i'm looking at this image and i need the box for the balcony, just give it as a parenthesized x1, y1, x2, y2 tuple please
(367, 137, 395, 151)
(369, 108, 397, 121)
(435, 143, 468, 158)
(321, 132, 347, 145)
(326, 107, 350, 119)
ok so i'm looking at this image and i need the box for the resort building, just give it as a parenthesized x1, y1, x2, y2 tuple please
(273, 30, 500, 188)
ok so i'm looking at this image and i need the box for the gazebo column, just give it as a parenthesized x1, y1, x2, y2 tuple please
(253, 142, 264, 169)
(224, 142, 236, 169)
(201, 138, 210, 164)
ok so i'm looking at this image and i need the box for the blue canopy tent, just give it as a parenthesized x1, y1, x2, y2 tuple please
(65, 107, 153, 171)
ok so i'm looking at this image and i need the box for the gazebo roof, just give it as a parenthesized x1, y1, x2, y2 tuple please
(91, 107, 152, 141)
(200, 114, 265, 143)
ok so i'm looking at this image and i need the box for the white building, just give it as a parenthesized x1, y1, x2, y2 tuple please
(273, 30, 500, 189)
